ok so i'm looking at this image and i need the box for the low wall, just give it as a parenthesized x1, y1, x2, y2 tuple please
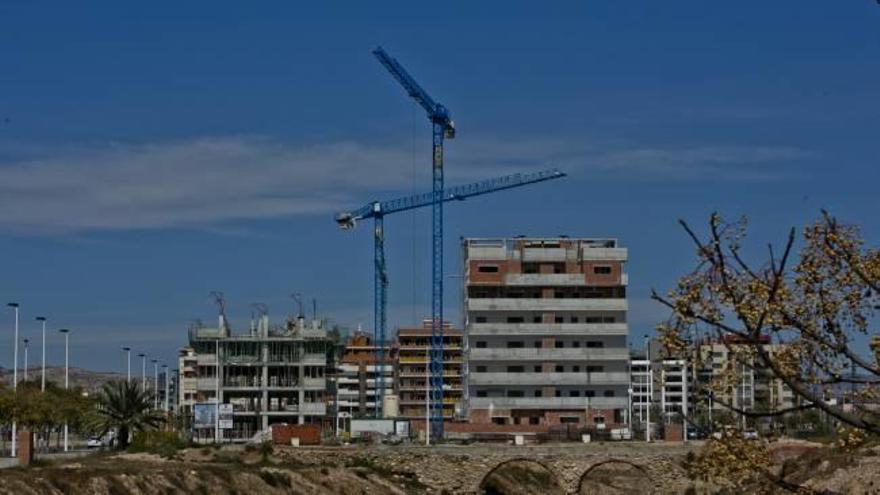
(271, 424, 321, 445)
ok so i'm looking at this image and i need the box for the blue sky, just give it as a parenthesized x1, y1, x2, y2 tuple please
(0, 1, 878, 373)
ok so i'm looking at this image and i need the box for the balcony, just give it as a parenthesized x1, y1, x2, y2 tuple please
(467, 298, 627, 312)
(301, 377, 327, 389)
(223, 382, 263, 390)
(299, 402, 327, 415)
(468, 347, 629, 362)
(469, 396, 627, 410)
(580, 247, 627, 261)
(302, 353, 326, 366)
(399, 356, 462, 364)
(263, 382, 299, 389)
(469, 372, 629, 386)
(196, 378, 219, 390)
(504, 273, 585, 286)
(521, 247, 568, 262)
(468, 322, 627, 336)
(225, 355, 261, 365)
(196, 355, 217, 365)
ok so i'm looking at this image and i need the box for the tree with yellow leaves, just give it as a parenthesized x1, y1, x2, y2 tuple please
(654, 211, 879, 491)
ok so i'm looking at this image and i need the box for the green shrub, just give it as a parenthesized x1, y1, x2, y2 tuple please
(259, 441, 273, 463)
(128, 430, 187, 458)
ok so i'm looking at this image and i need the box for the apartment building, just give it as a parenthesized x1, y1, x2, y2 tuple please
(696, 335, 797, 416)
(181, 313, 333, 441)
(630, 354, 690, 424)
(178, 347, 198, 416)
(333, 331, 395, 417)
(463, 237, 630, 428)
(397, 321, 464, 422)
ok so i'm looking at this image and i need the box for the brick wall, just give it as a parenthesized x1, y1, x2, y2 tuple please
(271, 424, 321, 445)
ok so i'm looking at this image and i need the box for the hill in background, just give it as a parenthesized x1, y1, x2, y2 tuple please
(0, 366, 126, 393)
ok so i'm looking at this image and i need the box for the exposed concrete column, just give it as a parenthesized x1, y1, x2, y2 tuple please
(299, 357, 306, 425)
(358, 362, 367, 414)
(261, 342, 269, 431)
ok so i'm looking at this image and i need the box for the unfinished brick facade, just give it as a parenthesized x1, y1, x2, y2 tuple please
(463, 237, 630, 429)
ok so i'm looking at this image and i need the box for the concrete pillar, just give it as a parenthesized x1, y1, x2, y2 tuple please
(262, 342, 269, 431)
(299, 360, 306, 425)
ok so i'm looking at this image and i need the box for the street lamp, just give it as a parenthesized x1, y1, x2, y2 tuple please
(138, 353, 146, 392)
(162, 364, 169, 412)
(644, 333, 652, 443)
(151, 359, 158, 410)
(22, 338, 29, 382)
(59, 328, 70, 452)
(36, 317, 47, 392)
(121, 346, 131, 383)
(8, 303, 20, 457)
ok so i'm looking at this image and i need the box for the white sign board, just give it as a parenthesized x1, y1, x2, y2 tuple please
(219, 403, 234, 429)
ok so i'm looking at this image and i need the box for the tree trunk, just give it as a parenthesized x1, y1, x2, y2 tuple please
(118, 426, 129, 450)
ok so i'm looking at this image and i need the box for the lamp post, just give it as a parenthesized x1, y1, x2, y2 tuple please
(627, 387, 633, 432)
(152, 359, 158, 410)
(425, 345, 430, 446)
(644, 334, 651, 443)
(8, 302, 20, 458)
(162, 364, 169, 412)
(59, 328, 70, 452)
(138, 353, 146, 392)
(215, 339, 221, 444)
(121, 347, 131, 383)
(36, 317, 47, 392)
(22, 339, 29, 382)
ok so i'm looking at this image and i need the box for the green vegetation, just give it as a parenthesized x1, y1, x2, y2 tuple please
(128, 430, 187, 458)
(93, 380, 165, 450)
(0, 379, 94, 451)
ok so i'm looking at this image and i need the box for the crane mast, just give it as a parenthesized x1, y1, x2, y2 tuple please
(373, 46, 455, 438)
(336, 169, 566, 423)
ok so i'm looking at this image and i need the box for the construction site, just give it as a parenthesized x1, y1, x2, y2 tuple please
(166, 46, 643, 444)
(4, 4, 878, 494)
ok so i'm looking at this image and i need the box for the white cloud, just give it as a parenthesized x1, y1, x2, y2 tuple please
(0, 136, 811, 234)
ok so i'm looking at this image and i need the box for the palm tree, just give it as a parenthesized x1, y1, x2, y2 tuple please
(94, 380, 164, 449)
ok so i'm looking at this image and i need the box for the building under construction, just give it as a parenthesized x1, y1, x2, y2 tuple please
(333, 330, 396, 417)
(396, 320, 464, 422)
(463, 237, 630, 428)
(178, 303, 334, 442)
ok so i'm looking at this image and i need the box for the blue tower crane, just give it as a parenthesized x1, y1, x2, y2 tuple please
(336, 169, 566, 421)
(372, 46, 456, 438)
